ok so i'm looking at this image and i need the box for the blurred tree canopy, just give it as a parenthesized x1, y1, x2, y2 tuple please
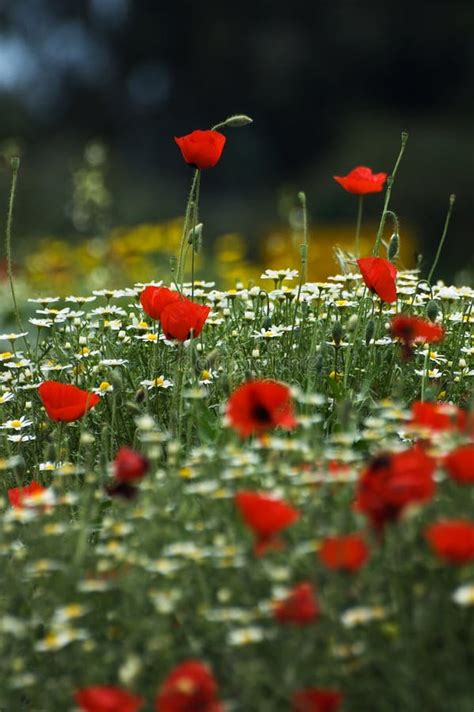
(0, 0, 473, 277)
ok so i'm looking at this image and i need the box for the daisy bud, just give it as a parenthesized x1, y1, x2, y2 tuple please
(388, 233, 399, 262)
(365, 319, 375, 346)
(426, 300, 439, 323)
(332, 321, 343, 347)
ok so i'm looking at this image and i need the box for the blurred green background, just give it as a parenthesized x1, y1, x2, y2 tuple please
(0, 0, 473, 291)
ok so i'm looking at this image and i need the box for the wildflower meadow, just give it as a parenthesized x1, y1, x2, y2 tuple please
(0, 116, 473, 712)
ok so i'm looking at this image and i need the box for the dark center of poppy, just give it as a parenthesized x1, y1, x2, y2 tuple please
(370, 454, 391, 472)
(251, 402, 272, 424)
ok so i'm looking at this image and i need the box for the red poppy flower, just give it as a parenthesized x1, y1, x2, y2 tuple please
(160, 299, 210, 341)
(319, 534, 369, 572)
(155, 659, 223, 712)
(292, 688, 343, 712)
(75, 686, 144, 712)
(235, 491, 300, 555)
(38, 381, 100, 422)
(226, 379, 297, 437)
(175, 130, 226, 170)
(113, 447, 149, 482)
(425, 520, 474, 564)
(274, 582, 320, 625)
(355, 446, 436, 530)
(390, 314, 444, 359)
(8, 481, 47, 509)
(357, 257, 397, 302)
(444, 445, 474, 485)
(410, 401, 469, 433)
(333, 166, 387, 195)
(140, 286, 180, 321)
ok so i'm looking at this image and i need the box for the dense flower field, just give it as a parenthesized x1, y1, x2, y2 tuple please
(0, 119, 473, 711)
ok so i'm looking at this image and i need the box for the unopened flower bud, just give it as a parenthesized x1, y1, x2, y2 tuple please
(426, 300, 439, 323)
(365, 319, 375, 346)
(10, 156, 20, 171)
(332, 321, 343, 347)
(388, 233, 399, 262)
(218, 114, 253, 128)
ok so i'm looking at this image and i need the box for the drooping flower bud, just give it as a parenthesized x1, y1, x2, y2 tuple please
(388, 233, 399, 262)
(426, 300, 440, 323)
(365, 319, 375, 346)
(332, 321, 344, 347)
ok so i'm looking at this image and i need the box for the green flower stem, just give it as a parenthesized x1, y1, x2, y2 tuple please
(5, 158, 31, 357)
(176, 169, 200, 288)
(372, 132, 408, 256)
(355, 194, 363, 256)
(427, 194, 456, 283)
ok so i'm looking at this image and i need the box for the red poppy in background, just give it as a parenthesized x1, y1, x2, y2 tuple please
(8, 481, 47, 509)
(333, 166, 387, 194)
(390, 314, 444, 359)
(226, 379, 297, 437)
(274, 582, 320, 625)
(155, 659, 223, 712)
(357, 257, 397, 302)
(140, 286, 180, 321)
(444, 445, 474, 484)
(425, 520, 474, 564)
(319, 534, 369, 572)
(38, 381, 100, 422)
(235, 491, 300, 555)
(355, 447, 436, 530)
(292, 688, 343, 712)
(410, 401, 470, 433)
(160, 299, 211, 341)
(175, 130, 226, 170)
(113, 447, 150, 482)
(75, 686, 144, 712)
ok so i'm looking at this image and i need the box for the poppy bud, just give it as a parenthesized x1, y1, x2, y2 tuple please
(216, 114, 253, 128)
(388, 233, 399, 262)
(187, 222, 203, 246)
(332, 321, 343, 347)
(426, 300, 439, 323)
(135, 388, 146, 404)
(365, 319, 375, 345)
(10, 156, 20, 171)
(262, 317, 273, 330)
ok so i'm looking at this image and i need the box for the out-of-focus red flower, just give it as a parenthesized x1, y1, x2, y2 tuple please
(113, 447, 150, 482)
(410, 401, 470, 433)
(390, 314, 444, 359)
(235, 491, 300, 555)
(8, 481, 47, 509)
(226, 379, 297, 437)
(292, 688, 343, 712)
(319, 534, 369, 572)
(425, 520, 474, 564)
(333, 166, 387, 195)
(155, 659, 223, 712)
(357, 257, 397, 303)
(444, 445, 474, 484)
(140, 286, 180, 321)
(38, 381, 100, 422)
(355, 447, 436, 530)
(175, 130, 226, 170)
(160, 299, 210, 341)
(75, 686, 144, 712)
(274, 582, 320, 625)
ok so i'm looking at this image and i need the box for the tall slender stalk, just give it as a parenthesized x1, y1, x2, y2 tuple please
(354, 194, 363, 256)
(372, 132, 408, 256)
(427, 194, 456, 283)
(176, 169, 200, 288)
(5, 158, 31, 356)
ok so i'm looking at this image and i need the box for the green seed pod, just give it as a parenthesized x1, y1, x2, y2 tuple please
(365, 319, 375, 346)
(388, 233, 399, 262)
(426, 300, 439, 323)
(332, 321, 344, 347)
